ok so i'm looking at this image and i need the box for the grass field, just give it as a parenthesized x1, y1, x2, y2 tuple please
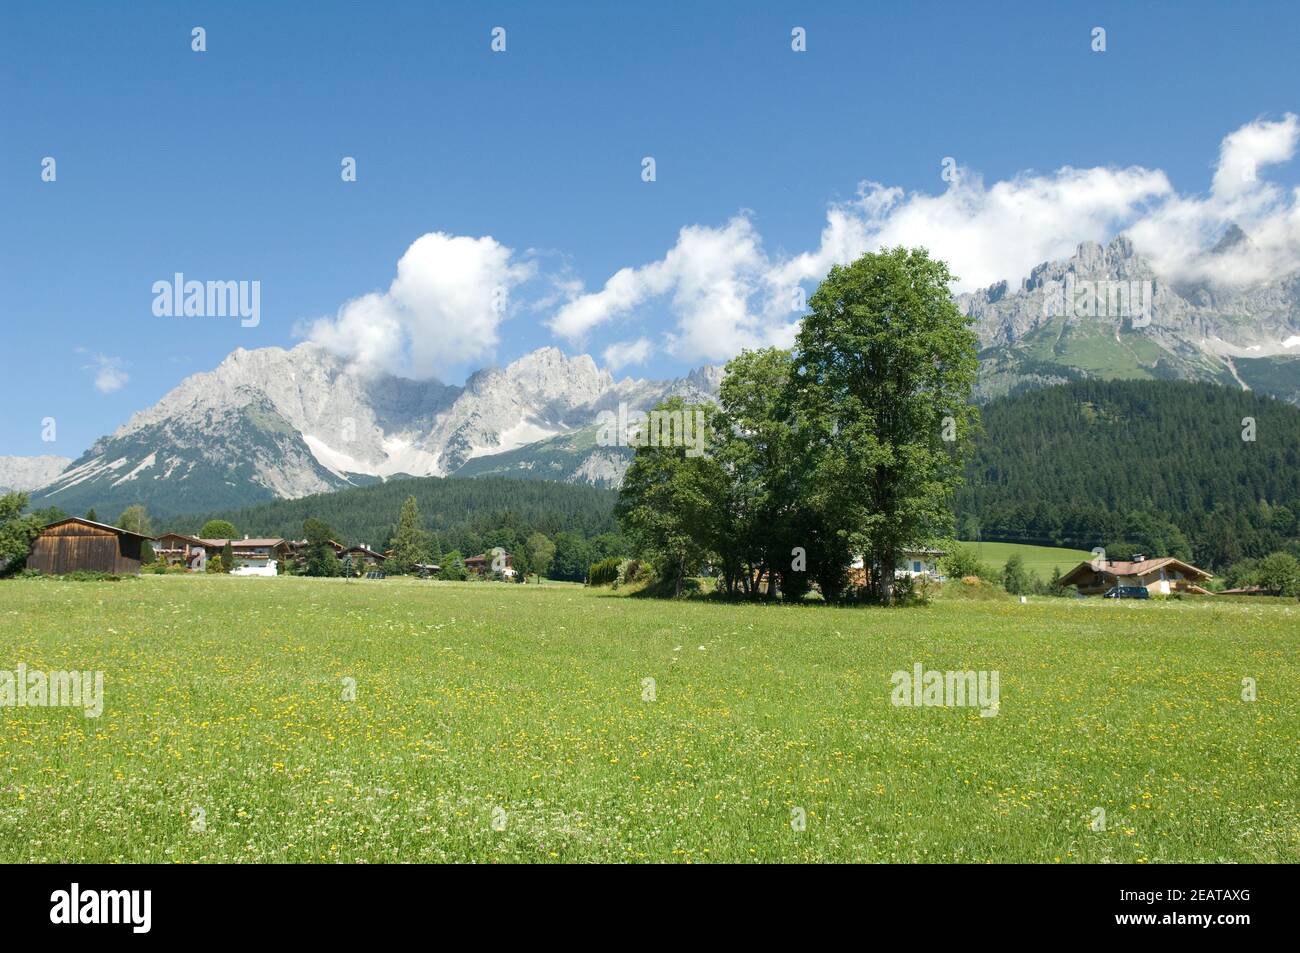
(962, 541, 1094, 578)
(1, 575, 1296, 863)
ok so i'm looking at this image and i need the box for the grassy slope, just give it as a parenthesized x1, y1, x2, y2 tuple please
(0, 575, 1295, 863)
(961, 541, 1094, 578)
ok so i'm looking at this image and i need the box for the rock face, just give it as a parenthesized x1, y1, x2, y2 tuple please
(959, 232, 1300, 402)
(0, 455, 72, 493)
(27, 343, 724, 515)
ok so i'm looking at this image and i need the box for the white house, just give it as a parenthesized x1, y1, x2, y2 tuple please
(850, 547, 947, 584)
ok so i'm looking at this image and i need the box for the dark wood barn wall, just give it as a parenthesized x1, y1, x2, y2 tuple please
(25, 523, 143, 574)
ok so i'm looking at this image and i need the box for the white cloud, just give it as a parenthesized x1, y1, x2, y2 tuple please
(78, 353, 129, 393)
(549, 216, 798, 362)
(304, 232, 535, 379)
(602, 337, 653, 371)
(549, 117, 1300, 363)
(776, 165, 1172, 294)
(1129, 114, 1300, 285)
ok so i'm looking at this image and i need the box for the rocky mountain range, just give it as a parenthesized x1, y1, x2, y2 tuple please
(24, 344, 721, 517)
(11, 227, 1300, 517)
(963, 231, 1300, 402)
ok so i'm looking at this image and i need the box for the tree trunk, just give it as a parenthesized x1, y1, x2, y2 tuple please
(880, 549, 896, 605)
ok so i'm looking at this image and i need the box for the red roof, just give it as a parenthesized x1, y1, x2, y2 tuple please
(1059, 556, 1213, 586)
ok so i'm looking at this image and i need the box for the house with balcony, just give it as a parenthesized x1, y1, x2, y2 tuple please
(1057, 554, 1213, 596)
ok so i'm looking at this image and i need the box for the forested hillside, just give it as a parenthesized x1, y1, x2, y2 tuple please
(956, 379, 1300, 568)
(168, 475, 620, 562)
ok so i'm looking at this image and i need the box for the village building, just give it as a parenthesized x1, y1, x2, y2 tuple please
(286, 538, 345, 557)
(195, 536, 291, 575)
(1058, 554, 1213, 596)
(25, 517, 151, 575)
(341, 545, 386, 568)
(465, 551, 516, 578)
(154, 532, 207, 569)
(847, 548, 948, 587)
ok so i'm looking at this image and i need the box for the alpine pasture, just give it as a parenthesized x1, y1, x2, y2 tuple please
(1, 574, 1295, 863)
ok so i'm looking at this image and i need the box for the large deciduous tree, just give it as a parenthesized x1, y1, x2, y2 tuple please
(526, 532, 556, 580)
(117, 504, 153, 537)
(200, 519, 238, 540)
(792, 247, 979, 604)
(614, 396, 725, 597)
(714, 347, 819, 599)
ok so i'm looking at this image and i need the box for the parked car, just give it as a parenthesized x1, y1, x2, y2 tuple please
(1104, 586, 1150, 599)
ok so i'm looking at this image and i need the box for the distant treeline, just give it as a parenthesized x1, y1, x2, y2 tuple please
(168, 475, 625, 579)
(955, 379, 1300, 568)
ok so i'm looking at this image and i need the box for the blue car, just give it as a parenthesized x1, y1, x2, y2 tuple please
(1104, 586, 1149, 599)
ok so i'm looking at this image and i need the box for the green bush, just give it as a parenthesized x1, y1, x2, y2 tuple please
(1002, 555, 1031, 595)
(893, 573, 933, 607)
(618, 559, 644, 585)
(439, 551, 468, 581)
(588, 557, 621, 586)
(940, 542, 997, 582)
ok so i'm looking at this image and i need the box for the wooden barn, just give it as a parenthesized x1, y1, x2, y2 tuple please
(25, 517, 151, 575)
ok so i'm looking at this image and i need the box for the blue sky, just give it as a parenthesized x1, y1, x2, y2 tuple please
(4, 0, 1299, 456)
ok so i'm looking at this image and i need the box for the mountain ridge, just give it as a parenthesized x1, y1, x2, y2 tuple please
(26, 343, 722, 517)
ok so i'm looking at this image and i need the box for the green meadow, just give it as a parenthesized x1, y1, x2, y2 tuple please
(963, 541, 1094, 578)
(0, 574, 1295, 863)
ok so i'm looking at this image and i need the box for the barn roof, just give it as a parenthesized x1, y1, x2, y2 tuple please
(39, 516, 154, 541)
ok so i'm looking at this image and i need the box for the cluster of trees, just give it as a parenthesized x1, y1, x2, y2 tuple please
(286, 494, 626, 582)
(955, 379, 1300, 569)
(549, 533, 626, 581)
(1219, 551, 1300, 596)
(0, 493, 44, 572)
(180, 475, 618, 552)
(616, 249, 980, 604)
(171, 475, 628, 581)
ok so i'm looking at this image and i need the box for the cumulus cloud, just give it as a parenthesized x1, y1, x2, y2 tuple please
(549, 117, 1300, 363)
(304, 232, 535, 379)
(77, 352, 129, 393)
(549, 216, 797, 362)
(602, 337, 653, 371)
(1129, 114, 1300, 285)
